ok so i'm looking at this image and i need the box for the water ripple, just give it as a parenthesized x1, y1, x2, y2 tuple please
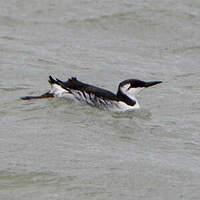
(0, 171, 63, 189)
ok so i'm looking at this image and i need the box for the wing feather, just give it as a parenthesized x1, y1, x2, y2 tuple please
(49, 76, 119, 102)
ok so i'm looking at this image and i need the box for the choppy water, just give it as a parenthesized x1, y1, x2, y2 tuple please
(1, 0, 200, 199)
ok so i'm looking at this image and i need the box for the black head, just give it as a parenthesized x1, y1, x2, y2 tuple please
(120, 79, 162, 88)
(118, 79, 162, 95)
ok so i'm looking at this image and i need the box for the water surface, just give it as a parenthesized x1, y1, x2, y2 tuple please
(0, 0, 200, 199)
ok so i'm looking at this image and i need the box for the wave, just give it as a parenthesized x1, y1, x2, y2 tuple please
(0, 170, 75, 189)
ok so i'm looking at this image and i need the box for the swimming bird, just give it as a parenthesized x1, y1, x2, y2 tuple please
(21, 76, 162, 112)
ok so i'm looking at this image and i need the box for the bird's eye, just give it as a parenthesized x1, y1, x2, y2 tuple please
(126, 85, 131, 91)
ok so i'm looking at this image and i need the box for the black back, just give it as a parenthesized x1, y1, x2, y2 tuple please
(49, 76, 119, 101)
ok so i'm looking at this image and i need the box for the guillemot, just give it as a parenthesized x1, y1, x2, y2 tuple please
(21, 76, 162, 112)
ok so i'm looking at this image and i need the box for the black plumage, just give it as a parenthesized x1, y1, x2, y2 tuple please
(49, 76, 120, 101)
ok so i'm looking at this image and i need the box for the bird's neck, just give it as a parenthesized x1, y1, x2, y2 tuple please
(117, 90, 137, 106)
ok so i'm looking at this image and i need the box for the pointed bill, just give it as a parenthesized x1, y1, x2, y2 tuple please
(144, 81, 162, 88)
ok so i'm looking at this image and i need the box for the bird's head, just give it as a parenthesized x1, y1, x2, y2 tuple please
(118, 79, 162, 97)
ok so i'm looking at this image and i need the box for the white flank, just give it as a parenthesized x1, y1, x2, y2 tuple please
(50, 84, 75, 99)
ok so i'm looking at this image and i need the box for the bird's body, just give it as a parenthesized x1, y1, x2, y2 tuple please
(21, 76, 162, 112)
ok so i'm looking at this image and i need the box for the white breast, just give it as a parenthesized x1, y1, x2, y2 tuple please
(110, 100, 140, 112)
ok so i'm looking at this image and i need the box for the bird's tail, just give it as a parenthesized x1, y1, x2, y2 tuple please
(21, 91, 54, 100)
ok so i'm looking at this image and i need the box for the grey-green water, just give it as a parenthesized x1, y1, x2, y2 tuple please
(0, 0, 200, 199)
